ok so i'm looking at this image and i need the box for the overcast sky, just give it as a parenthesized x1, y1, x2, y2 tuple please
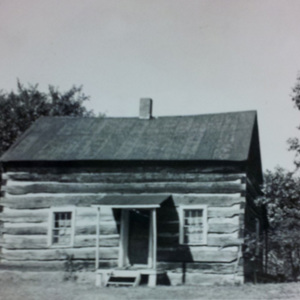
(1, 0, 300, 171)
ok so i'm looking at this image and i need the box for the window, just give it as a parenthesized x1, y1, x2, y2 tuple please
(179, 205, 207, 245)
(48, 208, 75, 247)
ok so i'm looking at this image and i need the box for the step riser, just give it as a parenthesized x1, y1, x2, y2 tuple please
(105, 273, 141, 287)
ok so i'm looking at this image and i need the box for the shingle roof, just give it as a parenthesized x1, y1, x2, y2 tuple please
(1, 111, 257, 162)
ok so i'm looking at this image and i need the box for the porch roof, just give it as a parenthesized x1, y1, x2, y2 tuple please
(91, 194, 170, 208)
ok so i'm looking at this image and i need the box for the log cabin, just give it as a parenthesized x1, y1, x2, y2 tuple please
(0, 99, 266, 286)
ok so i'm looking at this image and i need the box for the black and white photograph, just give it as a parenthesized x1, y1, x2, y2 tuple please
(1, 1, 300, 299)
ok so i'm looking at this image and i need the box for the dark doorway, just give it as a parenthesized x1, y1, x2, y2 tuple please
(128, 209, 150, 265)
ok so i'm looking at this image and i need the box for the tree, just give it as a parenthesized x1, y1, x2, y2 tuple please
(0, 81, 95, 248)
(254, 75, 300, 282)
(244, 75, 300, 282)
(255, 168, 300, 281)
(0, 81, 94, 156)
(287, 74, 300, 168)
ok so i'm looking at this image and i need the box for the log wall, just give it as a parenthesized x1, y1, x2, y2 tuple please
(0, 167, 246, 285)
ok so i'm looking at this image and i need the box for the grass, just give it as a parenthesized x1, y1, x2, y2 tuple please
(0, 271, 300, 300)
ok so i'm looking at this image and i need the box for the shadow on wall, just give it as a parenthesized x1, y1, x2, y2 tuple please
(157, 197, 193, 284)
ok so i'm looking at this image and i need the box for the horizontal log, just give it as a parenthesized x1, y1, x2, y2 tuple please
(1, 194, 246, 209)
(4, 164, 245, 174)
(157, 246, 238, 262)
(0, 259, 118, 271)
(1, 194, 106, 209)
(1, 207, 120, 224)
(3, 222, 239, 236)
(0, 260, 91, 271)
(75, 207, 97, 216)
(76, 214, 118, 225)
(0, 208, 116, 226)
(208, 217, 239, 234)
(157, 221, 179, 233)
(76, 219, 118, 228)
(157, 232, 242, 247)
(1, 208, 49, 223)
(157, 261, 237, 274)
(185, 273, 242, 285)
(157, 235, 179, 247)
(208, 223, 239, 234)
(4, 181, 246, 195)
(3, 235, 47, 249)
(98, 215, 116, 222)
(3, 222, 48, 235)
(3, 220, 119, 236)
(76, 215, 96, 224)
(157, 231, 179, 238)
(167, 272, 240, 286)
(207, 205, 243, 218)
(95, 260, 120, 269)
(207, 233, 242, 246)
(157, 204, 244, 222)
(208, 216, 239, 225)
(2, 247, 119, 261)
(76, 223, 119, 235)
(2, 234, 119, 249)
(74, 235, 119, 248)
(4, 172, 246, 183)
(158, 216, 240, 235)
(160, 246, 239, 252)
(172, 195, 245, 207)
(76, 207, 116, 221)
(0, 260, 67, 271)
(1, 177, 7, 186)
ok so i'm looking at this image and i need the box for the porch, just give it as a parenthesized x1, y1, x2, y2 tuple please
(92, 195, 170, 287)
(95, 268, 166, 287)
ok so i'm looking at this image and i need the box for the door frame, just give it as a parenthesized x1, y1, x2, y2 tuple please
(118, 209, 157, 269)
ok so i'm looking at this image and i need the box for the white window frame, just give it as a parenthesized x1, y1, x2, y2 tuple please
(179, 205, 208, 245)
(48, 207, 76, 248)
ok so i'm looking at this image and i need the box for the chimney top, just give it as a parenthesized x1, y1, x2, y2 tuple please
(139, 98, 153, 119)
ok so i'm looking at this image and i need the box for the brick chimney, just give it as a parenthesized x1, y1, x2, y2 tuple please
(139, 98, 153, 119)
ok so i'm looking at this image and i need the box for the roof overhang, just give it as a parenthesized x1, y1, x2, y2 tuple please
(1, 111, 257, 162)
(91, 194, 170, 209)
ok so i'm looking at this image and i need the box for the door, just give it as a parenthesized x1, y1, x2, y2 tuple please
(128, 209, 150, 266)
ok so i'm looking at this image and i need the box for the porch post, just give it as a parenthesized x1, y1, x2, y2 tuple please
(152, 208, 157, 270)
(119, 209, 129, 267)
(148, 208, 157, 270)
(148, 208, 157, 287)
(148, 211, 153, 268)
(95, 207, 100, 270)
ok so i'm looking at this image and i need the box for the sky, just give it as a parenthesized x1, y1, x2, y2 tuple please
(1, 0, 300, 171)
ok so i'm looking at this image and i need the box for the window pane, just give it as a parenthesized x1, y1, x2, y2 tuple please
(52, 211, 72, 246)
(182, 209, 205, 244)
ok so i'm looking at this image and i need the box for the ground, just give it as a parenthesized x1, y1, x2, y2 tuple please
(0, 271, 300, 300)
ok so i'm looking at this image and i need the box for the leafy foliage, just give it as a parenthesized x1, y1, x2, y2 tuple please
(287, 74, 300, 168)
(63, 254, 78, 281)
(253, 75, 300, 281)
(257, 167, 300, 281)
(0, 81, 94, 156)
